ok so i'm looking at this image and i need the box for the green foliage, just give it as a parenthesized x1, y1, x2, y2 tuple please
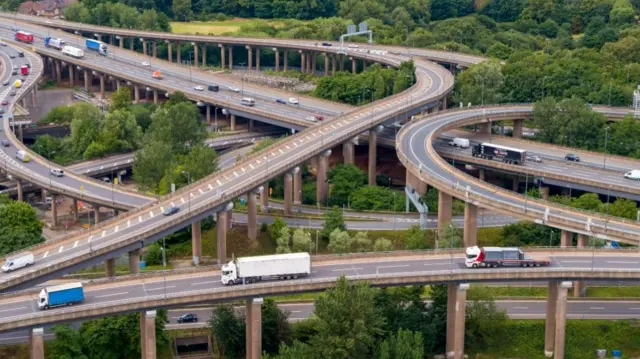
(353, 232, 372, 252)
(250, 137, 279, 154)
(261, 298, 292, 355)
(0, 200, 43, 255)
(350, 186, 404, 211)
(110, 86, 132, 111)
(49, 325, 88, 359)
(322, 206, 346, 238)
(276, 226, 292, 253)
(292, 228, 312, 252)
(373, 238, 394, 251)
(376, 329, 424, 359)
(465, 286, 508, 352)
(39, 104, 75, 125)
(144, 242, 165, 265)
(453, 59, 504, 106)
(210, 305, 245, 359)
(64, 2, 170, 31)
(328, 228, 353, 253)
(270, 217, 288, 240)
(498, 221, 560, 247)
(328, 164, 366, 206)
(437, 221, 462, 248)
(404, 225, 428, 250)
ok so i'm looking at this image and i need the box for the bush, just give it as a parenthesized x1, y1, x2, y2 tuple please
(144, 242, 164, 265)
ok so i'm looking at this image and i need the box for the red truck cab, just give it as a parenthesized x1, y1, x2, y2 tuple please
(20, 65, 29, 76)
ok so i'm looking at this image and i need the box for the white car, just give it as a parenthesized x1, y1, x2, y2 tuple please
(288, 97, 299, 105)
(228, 86, 240, 93)
(348, 44, 359, 48)
(194, 85, 204, 91)
(0, 42, 6, 46)
(141, 61, 150, 67)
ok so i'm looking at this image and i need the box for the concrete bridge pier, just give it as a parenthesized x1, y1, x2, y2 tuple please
(512, 176, 519, 192)
(437, 192, 452, 236)
(540, 186, 550, 200)
(29, 327, 45, 359)
(152, 41, 157, 58)
(192, 42, 198, 67)
(260, 182, 269, 213)
(153, 89, 158, 104)
(217, 203, 233, 265)
(316, 150, 331, 206)
(368, 129, 378, 185)
(245, 298, 263, 359)
(94, 206, 101, 224)
(230, 114, 236, 131)
(129, 249, 141, 274)
(246, 45, 253, 70)
(105, 258, 116, 278)
(513, 119, 523, 138)
(134, 85, 140, 104)
(50, 193, 58, 227)
(192, 221, 202, 265)
(55, 60, 61, 83)
(284, 168, 299, 216)
(72, 199, 78, 221)
(351, 57, 356, 73)
(554, 282, 572, 359)
(463, 202, 477, 247)
(574, 235, 587, 297)
(16, 180, 23, 202)
(274, 48, 280, 71)
(219, 44, 225, 69)
(142, 38, 147, 56)
(129, 38, 134, 51)
(299, 51, 306, 73)
(167, 41, 173, 63)
(324, 53, 329, 76)
(83, 69, 90, 92)
(283, 50, 288, 71)
(560, 230, 573, 247)
(99, 74, 105, 99)
(229, 45, 234, 69)
(176, 42, 181, 64)
(68, 65, 74, 86)
(343, 137, 356, 165)
(405, 168, 427, 195)
(293, 168, 302, 204)
(478, 122, 491, 135)
(544, 281, 558, 357)
(311, 53, 315, 74)
(201, 44, 207, 66)
(140, 310, 157, 359)
(332, 54, 336, 75)
(446, 283, 469, 359)
(119, 36, 124, 48)
(256, 48, 261, 71)
(247, 187, 262, 240)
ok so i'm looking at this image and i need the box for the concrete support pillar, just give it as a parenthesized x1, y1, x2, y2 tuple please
(260, 183, 269, 213)
(478, 122, 491, 135)
(217, 211, 228, 264)
(437, 191, 453, 235)
(105, 258, 116, 278)
(129, 38, 134, 51)
(324, 53, 329, 76)
(51, 194, 58, 227)
(554, 282, 571, 359)
(540, 186, 550, 200)
(230, 114, 236, 131)
(316, 151, 330, 206)
(191, 221, 202, 265)
(31, 88, 36, 107)
(575, 235, 587, 297)
(83, 70, 90, 91)
(168, 42, 173, 62)
(463, 202, 477, 247)
(306, 53, 311, 73)
(513, 119, 523, 138)
(176, 42, 181, 64)
(256, 47, 260, 71)
(283, 50, 288, 71)
(99, 75, 105, 99)
(193, 43, 198, 67)
(405, 169, 428, 195)
(68, 65, 74, 86)
(116, 80, 121, 91)
(94, 206, 100, 224)
(140, 310, 157, 359)
(152, 41, 157, 58)
(300, 52, 306, 73)
(134, 85, 140, 104)
(248, 119, 254, 132)
(55, 60, 61, 82)
(142, 40, 147, 56)
(284, 173, 293, 216)
(362, 60, 367, 70)
(446, 283, 469, 359)
(293, 169, 302, 204)
(275, 49, 280, 72)
(248, 191, 258, 240)
(153, 90, 158, 104)
(119, 37, 124, 48)
(343, 139, 355, 165)
(311, 53, 316, 74)
(247, 46, 253, 71)
(368, 130, 377, 185)
(220, 45, 225, 69)
(72, 198, 78, 221)
(560, 230, 572, 248)
(544, 281, 558, 357)
(29, 328, 44, 359)
(229, 46, 233, 69)
(245, 298, 263, 359)
(206, 104, 211, 123)
(478, 168, 485, 181)
(128, 249, 140, 274)
(16, 180, 23, 202)
(351, 58, 356, 73)
(332, 54, 336, 75)
(512, 176, 518, 192)
(202, 44, 206, 67)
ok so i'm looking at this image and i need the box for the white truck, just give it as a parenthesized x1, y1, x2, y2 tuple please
(2, 252, 34, 272)
(221, 253, 311, 285)
(624, 169, 640, 181)
(448, 137, 470, 148)
(61, 46, 84, 59)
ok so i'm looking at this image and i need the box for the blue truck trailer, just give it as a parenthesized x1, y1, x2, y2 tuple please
(38, 282, 84, 310)
(85, 38, 108, 56)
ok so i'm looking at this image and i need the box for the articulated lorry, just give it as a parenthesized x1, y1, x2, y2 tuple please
(38, 282, 84, 310)
(465, 246, 550, 268)
(44, 37, 65, 50)
(221, 253, 311, 285)
(61, 46, 84, 58)
(15, 31, 33, 44)
(85, 39, 108, 56)
(471, 142, 526, 165)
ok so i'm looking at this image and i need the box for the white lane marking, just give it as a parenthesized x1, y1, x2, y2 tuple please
(606, 261, 639, 264)
(73, 241, 78, 248)
(512, 306, 529, 310)
(290, 310, 302, 313)
(191, 281, 218, 286)
(630, 308, 640, 310)
(146, 286, 176, 291)
(590, 307, 605, 310)
(171, 202, 176, 207)
(161, 206, 164, 213)
(127, 220, 131, 227)
(149, 211, 154, 218)
(57, 246, 63, 253)
(42, 251, 49, 258)
(208, 184, 213, 190)
(190, 193, 195, 198)
(199, 189, 204, 194)
(0, 306, 27, 313)
(331, 267, 364, 272)
(138, 216, 143, 223)
(181, 198, 186, 204)
(95, 292, 128, 299)
(376, 265, 410, 269)
(424, 263, 451, 266)
(115, 225, 119, 232)
(88, 235, 93, 242)
(559, 260, 591, 263)
(101, 231, 106, 238)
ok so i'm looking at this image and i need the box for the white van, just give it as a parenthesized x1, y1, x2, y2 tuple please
(241, 98, 255, 107)
(624, 170, 640, 181)
(2, 252, 34, 272)
(15, 150, 30, 162)
(448, 137, 470, 148)
(50, 168, 64, 177)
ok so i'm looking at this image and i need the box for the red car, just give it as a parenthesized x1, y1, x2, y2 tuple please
(1, 100, 8, 106)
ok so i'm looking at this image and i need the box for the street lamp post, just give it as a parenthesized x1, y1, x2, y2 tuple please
(603, 126, 609, 169)
(110, 170, 115, 206)
(161, 236, 167, 299)
(181, 171, 191, 213)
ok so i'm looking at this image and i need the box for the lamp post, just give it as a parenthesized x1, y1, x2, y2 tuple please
(603, 126, 609, 170)
(181, 171, 191, 213)
(110, 170, 115, 206)
(161, 236, 167, 299)
(188, 51, 194, 81)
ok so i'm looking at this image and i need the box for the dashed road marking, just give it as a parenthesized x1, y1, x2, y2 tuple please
(73, 241, 78, 248)
(42, 251, 49, 258)
(57, 246, 63, 253)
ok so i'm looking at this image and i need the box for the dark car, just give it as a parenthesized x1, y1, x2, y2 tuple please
(322, 42, 332, 46)
(0, 109, 4, 114)
(1, 140, 9, 147)
(275, 98, 286, 104)
(9, 53, 15, 59)
(177, 313, 198, 323)
(9, 91, 16, 96)
(163, 206, 180, 216)
(565, 154, 580, 162)
(208, 84, 219, 92)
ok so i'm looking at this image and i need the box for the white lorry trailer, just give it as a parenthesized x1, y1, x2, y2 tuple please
(221, 253, 311, 285)
(61, 46, 84, 58)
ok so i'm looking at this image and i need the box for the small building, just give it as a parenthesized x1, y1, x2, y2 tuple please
(18, 0, 76, 18)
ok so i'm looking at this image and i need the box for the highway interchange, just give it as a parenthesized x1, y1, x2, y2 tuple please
(0, 14, 638, 339)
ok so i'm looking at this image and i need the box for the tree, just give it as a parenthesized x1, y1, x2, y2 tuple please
(261, 299, 292, 355)
(438, 221, 462, 248)
(572, 193, 603, 212)
(373, 238, 394, 252)
(210, 305, 245, 359)
(49, 325, 88, 359)
(180, 144, 219, 181)
(353, 232, 372, 252)
(0, 200, 43, 255)
(328, 164, 366, 206)
(292, 228, 312, 252)
(133, 140, 174, 193)
(172, 0, 193, 20)
(68, 103, 102, 157)
(110, 86, 132, 111)
(328, 229, 353, 253)
(606, 198, 638, 219)
(426, 285, 449, 353)
(465, 286, 508, 352)
(350, 186, 404, 211)
(312, 276, 385, 359)
(270, 217, 288, 239)
(146, 101, 206, 154)
(376, 329, 424, 359)
(276, 226, 292, 253)
(144, 242, 164, 265)
(453, 60, 504, 106)
(322, 206, 346, 238)
(404, 225, 427, 250)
